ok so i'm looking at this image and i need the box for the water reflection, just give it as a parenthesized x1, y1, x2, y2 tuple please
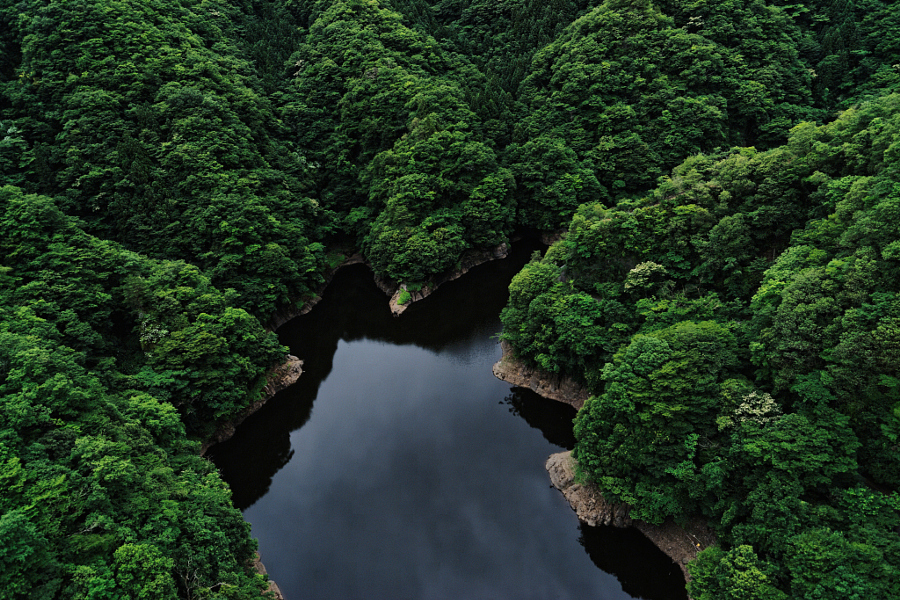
(213, 243, 542, 510)
(579, 524, 688, 600)
(211, 241, 686, 599)
(502, 387, 578, 450)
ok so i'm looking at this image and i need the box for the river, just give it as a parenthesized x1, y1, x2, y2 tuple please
(210, 242, 687, 600)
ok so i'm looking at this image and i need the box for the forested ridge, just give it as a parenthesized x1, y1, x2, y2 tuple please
(0, 0, 898, 597)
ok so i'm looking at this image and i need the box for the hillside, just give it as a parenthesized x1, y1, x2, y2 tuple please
(1, 0, 898, 597)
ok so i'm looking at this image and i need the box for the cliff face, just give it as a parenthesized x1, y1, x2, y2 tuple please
(491, 341, 590, 409)
(200, 354, 303, 456)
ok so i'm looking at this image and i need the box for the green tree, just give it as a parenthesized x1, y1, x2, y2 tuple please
(688, 545, 787, 600)
(573, 321, 739, 522)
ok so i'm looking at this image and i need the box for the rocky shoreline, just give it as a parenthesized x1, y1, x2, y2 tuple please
(492, 343, 717, 594)
(546, 451, 716, 587)
(252, 552, 285, 600)
(378, 242, 510, 316)
(200, 354, 303, 456)
(268, 253, 366, 331)
(491, 340, 590, 409)
(269, 242, 511, 327)
(201, 356, 303, 597)
(545, 451, 632, 528)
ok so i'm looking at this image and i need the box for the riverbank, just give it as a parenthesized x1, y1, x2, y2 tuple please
(200, 354, 303, 456)
(492, 343, 717, 593)
(546, 451, 716, 587)
(200, 355, 302, 598)
(252, 552, 285, 600)
(268, 242, 512, 327)
(268, 253, 367, 331)
(379, 242, 510, 316)
(491, 340, 589, 409)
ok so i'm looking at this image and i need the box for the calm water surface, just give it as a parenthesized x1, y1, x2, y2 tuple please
(212, 243, 687, 600)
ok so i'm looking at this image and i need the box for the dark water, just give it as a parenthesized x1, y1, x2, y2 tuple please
(211, 243, 687, 600)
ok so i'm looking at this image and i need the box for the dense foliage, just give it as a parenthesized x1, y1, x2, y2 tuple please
(1, 0, 899, 597)
(0, 186, 282, 598)
(502, 94, 900, 596)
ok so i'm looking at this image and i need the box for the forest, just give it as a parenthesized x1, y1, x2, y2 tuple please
(0, 0, 898, 597)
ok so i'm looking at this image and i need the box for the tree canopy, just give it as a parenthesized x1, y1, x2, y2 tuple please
(502, 93, 900, 598)
(1, 0, 899, 597)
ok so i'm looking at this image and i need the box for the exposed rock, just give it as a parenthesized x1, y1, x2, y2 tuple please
(380, 242, 510, 316)
(546, 452, 632, 528)
(271, 244, 511, 324)
(546, 451, 717, 589)
(200, 355, 303, 456)
(252, 552, 284, 600)
(268, 253, 365, 331)
(259, 355, 304, 399)
(492, 341, 590, 409)
(540, 228, 568, 246)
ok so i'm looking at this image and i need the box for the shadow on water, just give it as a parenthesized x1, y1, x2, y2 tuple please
(211, 242, 543, 509)
(579, 523, 689, 600)
(211, 239, 688, 600)
(502, 387, 577, 450)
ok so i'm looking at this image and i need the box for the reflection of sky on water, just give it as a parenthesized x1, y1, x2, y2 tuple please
(241, 338, 629, 600)
(212, 241, 687, 600)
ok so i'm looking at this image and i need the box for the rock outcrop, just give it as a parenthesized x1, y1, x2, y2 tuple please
(540, 228, 568, 246)
(380, 242, 510, 316)
(200, 355, 303, 456)
(492, 341, 590, 409)
(546, 451, 632, 527)
(252, 552, 285, 600)
(546, 451, 716, 587)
